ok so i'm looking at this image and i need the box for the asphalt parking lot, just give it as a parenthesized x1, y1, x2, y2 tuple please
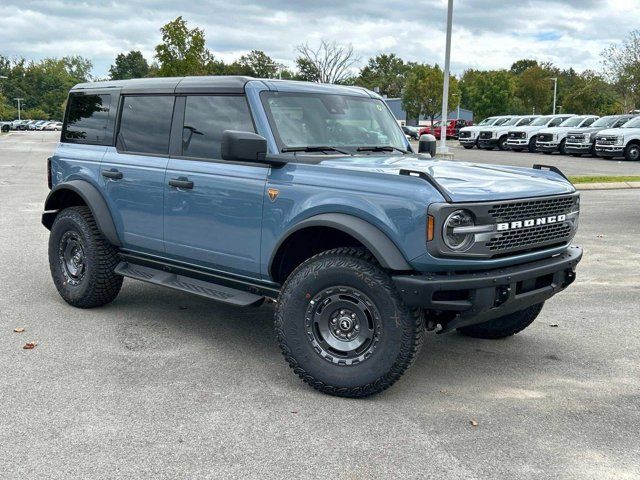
(1, 132, 639, 479)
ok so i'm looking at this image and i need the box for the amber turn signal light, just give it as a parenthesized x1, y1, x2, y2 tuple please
(427, 215, 435, 242)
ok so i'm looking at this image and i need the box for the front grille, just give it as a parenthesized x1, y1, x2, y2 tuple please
(537, 133, 553, 142)
(459, 131, 471, 138)
(567, 133, 587, 142)
(488, 196, 577, 222)
(596, 136, 617, 145)
(486, 223, 572, 252)
(429, 193, 579, 259)
(479, 131, 493, 139)
(509, 131, 526, 139)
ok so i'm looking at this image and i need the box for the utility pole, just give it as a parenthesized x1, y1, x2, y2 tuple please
(14, 98, 24, 120)
(549, 77, 558, 114)
(438, 0, 454, 154)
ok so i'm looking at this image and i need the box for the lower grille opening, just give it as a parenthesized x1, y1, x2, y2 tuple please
(516, 273, 554, 294)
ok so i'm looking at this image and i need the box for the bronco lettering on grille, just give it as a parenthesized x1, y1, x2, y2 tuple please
(496, 214, 567, 231)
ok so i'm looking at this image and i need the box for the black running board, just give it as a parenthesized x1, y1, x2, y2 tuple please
(115, 262, 265, 307)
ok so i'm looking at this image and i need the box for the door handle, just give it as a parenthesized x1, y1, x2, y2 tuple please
(168, 177, 194, 189)
(102, 169, 123, 180)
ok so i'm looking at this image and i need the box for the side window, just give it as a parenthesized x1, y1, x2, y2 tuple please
(182, 96, 255, 159)
(117, 96, 174, 155)
(519, 117, 534, 126)
(64, 93, 112, 145)
(614, 118, 628, 128)
(548, 117, 563, 127)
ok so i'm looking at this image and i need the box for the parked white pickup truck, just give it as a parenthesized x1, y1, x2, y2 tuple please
(458, 115, 513, 149)
(595, 116, 640, 161)
(477, 115, 539, 150)
(535, 115, 599, 155)
(506, 115, 574, 152)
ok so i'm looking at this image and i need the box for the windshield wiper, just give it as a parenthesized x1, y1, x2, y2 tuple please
(281, 146, 351, 155)
(356, 145, 409, 154)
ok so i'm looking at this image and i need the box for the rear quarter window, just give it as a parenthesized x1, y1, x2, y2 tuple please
(63, 93, 113, 145)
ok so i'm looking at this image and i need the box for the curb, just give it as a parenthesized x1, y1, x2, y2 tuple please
(575, 182, 640, 190)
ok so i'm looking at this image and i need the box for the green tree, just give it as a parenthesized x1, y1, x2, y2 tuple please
(510, 59, 538, 75)
(459, 69, 516, 119)
(516, 65, 554, 114)
(402, 64, 459, 125)
(109, 51, 150, 80)
(236, 50, 278, 78)
(562, 70, 621, 115)
(356, 53, 411, 97)
(154, 16, 213, 76)
(602, 29, 640, 110)
(294, 57, 321, 82)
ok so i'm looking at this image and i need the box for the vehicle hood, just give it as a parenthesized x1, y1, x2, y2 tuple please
(460, 125, 487, 133)
(537, 126, 575, 135)
(316, 154, 575, 202)
(595, 128, 624, 136)
(510, 125, 547, 133)
(567, 127, 601, 135)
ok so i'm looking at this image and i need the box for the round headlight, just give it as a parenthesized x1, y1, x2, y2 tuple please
(443, 209, 475, 251)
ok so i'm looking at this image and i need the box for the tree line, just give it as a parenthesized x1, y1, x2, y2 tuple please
(1, 16, 638, 122)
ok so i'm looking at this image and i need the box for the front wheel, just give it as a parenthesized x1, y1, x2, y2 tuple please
(49, 206, 123, 308)
(625, 143, 640, 161)
(457, 303, 544, 339)
(559, 139, 567, 155)
(497, 136, 508, 151)
(275, 248, 424, 397)
(528, 137, 538, 153)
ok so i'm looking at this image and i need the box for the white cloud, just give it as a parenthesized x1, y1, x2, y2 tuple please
(0, 0, 637, 77)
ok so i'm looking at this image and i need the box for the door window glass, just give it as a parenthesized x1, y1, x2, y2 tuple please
(117, 96, 174, 155)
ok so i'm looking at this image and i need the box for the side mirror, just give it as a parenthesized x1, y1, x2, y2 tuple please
(221, 130, 268, 163)
(418, 134, 437, 157)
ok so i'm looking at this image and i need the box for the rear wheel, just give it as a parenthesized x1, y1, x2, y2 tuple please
(49, 206, 123, 308)
(275, 248, 424, 397)
(457, 303, 544, 339)
(625, 143, 640, 161)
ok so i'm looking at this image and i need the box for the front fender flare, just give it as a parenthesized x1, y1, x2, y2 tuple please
(42, 180, 121, 246)
(269, 213, 412, 274)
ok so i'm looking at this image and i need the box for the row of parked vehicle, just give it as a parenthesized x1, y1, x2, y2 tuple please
(402, 119, 474, 141)
(0, 119, 63, 132)
(458, 113, 640, 161)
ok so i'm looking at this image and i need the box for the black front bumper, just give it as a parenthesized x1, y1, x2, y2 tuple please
(536, 142, 560, 153)
(565, 145, 592, 155)
(393, 246, 582, 333)
(477, 138, 498, 148)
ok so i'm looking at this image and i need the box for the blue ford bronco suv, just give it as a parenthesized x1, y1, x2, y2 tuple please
(43, 76, 582, 397)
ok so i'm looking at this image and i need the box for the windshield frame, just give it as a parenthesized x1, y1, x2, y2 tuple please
(259, 90, 409, 154)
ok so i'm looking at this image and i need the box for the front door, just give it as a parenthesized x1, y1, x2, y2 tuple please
(163, 95, 267, 278)
(101, 95, 175, 253)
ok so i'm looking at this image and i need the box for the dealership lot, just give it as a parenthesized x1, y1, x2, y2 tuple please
(1, 132, 639, 479)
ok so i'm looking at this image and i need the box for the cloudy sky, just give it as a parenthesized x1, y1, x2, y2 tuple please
(0, 0, 637, 78)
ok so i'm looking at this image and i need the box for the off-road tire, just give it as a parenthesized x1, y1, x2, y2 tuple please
(49, 206, 123, 308)
(624, 143, 640, 161)
(528, 137, 538, 153)
(497, 136, 508, 151)
(275, 247, 424, 397)
(559, 139, 567, 155)
(457, 303, 544, 339)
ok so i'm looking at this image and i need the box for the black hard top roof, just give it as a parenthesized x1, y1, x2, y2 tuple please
(70, 76, 255, 94)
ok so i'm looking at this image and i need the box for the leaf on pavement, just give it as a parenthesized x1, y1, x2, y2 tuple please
(470, 419, 479, 427)
(13, 327, 25, 333)
(23, 341, 38, 350)
(549, 323, 559, 327)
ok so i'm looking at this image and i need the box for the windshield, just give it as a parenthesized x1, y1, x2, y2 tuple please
(478, 117, 496, 126)
(622, 117, 640, 128)
(559, 117, 584, 127)
(591, 116, 619, 128)
(502, 117, 521, 126)
(261, 92, 407, 152)
(493, 117, 511, 126)
(530, 116, 551, 126)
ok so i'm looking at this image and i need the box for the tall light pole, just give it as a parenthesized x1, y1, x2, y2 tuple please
(549, 77, 558, 114)
(14, 98, 24, 121)
(438, 0, 454, 154)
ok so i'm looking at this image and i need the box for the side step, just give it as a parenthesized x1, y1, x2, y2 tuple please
(114, 262, 265, 307)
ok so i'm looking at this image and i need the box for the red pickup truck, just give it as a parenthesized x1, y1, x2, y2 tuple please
(419, 119, 473, 139)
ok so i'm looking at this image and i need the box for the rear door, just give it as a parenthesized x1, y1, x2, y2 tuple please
(163, 94, 267, 278)
(101, 95, 175, 253)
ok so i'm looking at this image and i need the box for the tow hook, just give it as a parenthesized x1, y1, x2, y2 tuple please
(494, 285, 511, 307)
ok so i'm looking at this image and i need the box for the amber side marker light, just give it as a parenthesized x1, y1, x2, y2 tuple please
(427, 215, 435, 242)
